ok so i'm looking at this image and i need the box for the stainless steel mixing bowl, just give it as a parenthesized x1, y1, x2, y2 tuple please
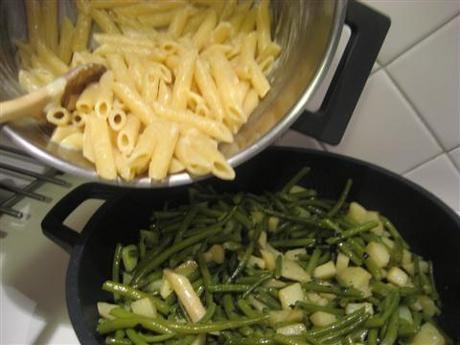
(0, 0, 347, 187)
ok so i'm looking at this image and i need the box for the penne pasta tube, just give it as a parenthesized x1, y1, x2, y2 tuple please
(153, 102, 233, 143)
(106, 54, 133, 87)
(193, 9, 217, 50)
(60, 132, 83, 151)
(46, 106, 71, 126)
(91, 9, 120, 34)
(112, 82, 155, 126)
(236, 32, 257, 80)
(168, 157, 185, 174)
(76, 83, 99, 114)
(95, 43, 167, 63)
(168, 6, 193, 38)
(108, 106, 127, 131)
(117, 113, 140, 155)
(128, 124, 157, 175)
(114, 1, 186, 17)
(220, 0, 237, 20)
(137, 11, 176, 28)
(243, 89, 259, 119)
(157, 79, 172, 106)
(113, 149, 134, 181)
(88, 116, 117, 180)
(71, 111, 87, 128)
(90, 0, 140, 9)
(18, 70, 41, 92)
(25, 0, 41, 44)
(240, 8, 256, 33)
(72, 13, 92, 53)
(175, 134, 212, 176)
(50, 125, 79, 143)
(30, 67, 54, 85)
(83, 118, 95, 163)
(256, 0, 271, 54)
(206, 48, 243, 123)
(171, 48, 197, 110)
(249, 60, 270, 98)
(149, 121, 179, 180)
(41, 0, 58, 51)
(95, 71, 114, 118)
(257, 54, 275, 75)
(36, 40, 68, 75)
(182, 10, 206, 35)
(57, 17, 75, 64)
(210, 22, 234, 45)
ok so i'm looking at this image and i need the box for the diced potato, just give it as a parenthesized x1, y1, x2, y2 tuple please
(203, 244, 225, 264)
(276, 323, 306, 336)
(419, 295, 439, 317)
(367, 242, 390, 268)
(336, 252, 350, 272)
(419, 260, 429, 273)
(145, 279, 162, 293)
(382, 237, 395, 249)
(306, 292, 328, 306)
(346, 302, 374, 315)
(269, 309, 304, 325)
(251, 211, 264, 224)
(191, 334, 206, 345)
(281, 258, 311, 282)
(320, 293, 336, 301)
(260, 249, 276, 271)
(247, 255, 266, 269)
(410, 323, 445, 345)
(268, 217, 280, 233)
(285, 248, 307, 261)
(258, 231, 268, 248)
(387, 267, 409, 287)
(131, 297, 157, 318)
(336, 267, 372, 296)
(175, 260, 198, 276)
(399, 306, 413, 324)
(346, 202, 368, 224)
(402, 262, 415, 276)
(160, 277, 173, 299)
(313, 261, 336, 280)
(310, 311, 336, 327)
(279, 283, 305, 310)
(264, 279, 287, 288)
(365, 211, 384, 235)
(97, 302, 118, 320)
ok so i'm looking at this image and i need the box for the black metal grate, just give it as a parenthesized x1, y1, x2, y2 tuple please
(0, 144, 71, 218)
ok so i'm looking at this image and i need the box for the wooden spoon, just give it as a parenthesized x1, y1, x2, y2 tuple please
(0, 63, 106, 124)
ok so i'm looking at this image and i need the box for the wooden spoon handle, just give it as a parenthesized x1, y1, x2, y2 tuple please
(0, 78, 66, 124)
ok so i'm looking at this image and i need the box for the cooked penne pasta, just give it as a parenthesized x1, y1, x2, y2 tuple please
(149, 121, 179, 180)
(117, 113, 140, 155)
(16, 0, 279, 182)
(46, 106, 71, 126)
(88, 116, 117, 180)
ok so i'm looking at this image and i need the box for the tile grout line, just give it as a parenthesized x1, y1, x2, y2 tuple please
(383, 69, 460, 174)
(401, 152, 444, 176)
(380, 12, 460, 69)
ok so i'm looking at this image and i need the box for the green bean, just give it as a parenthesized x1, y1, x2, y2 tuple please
(105, 337, 132, 345)
(126, 329, 149, 345)
(327, 179, 352, 217)
(132, 225, 224, 285)
(174, 206, 199, 243)
(223, 294, 239, 320)
(270, 238, 316, 248)
(112, 243, 123, 301)
(366, 291, 400, 328)
(138, 333, 175, 343)
(198, 253, 213, 305)
(153, 210, 184, 220)
(234, 209, 253, 229)
(102, 281, 170, 315)
(380, 309, 399, 345)
(209, 284, 251, 293)
(199, 303, 217, 323)
(255, 290, 281, 310)
(242, 273, 273, 299)
(282, 167, 310, 194)
(365, 257, 383, 280)
(274, 256, 282, 279)
(305, 248, 321, 275)
(368, 329, 378, 345)
(337, 242, 363, 266)
(115, 330, 125, 339)
(380, 217, 409, 249)
(237, 299, 261, 318)
(97, 317, 174, 335)
(327, 221, 379, 244)
(311, 309, 369, 342)
(297, 302, 344, 316)
(272, 334, 308, 345)
(264, 210, 326, 229)
(428, 262, 440, 302)
(302, 282, 362, 298)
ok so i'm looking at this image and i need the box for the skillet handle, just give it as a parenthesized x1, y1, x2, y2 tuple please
(41, 183, 121, 253)
(292, 0, 390, 144)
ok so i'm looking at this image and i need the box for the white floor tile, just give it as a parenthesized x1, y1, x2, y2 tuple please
(325, 71, 441, 173)
(388, 16, 460, 151)
(274, 130, 323, 150)
(371, 63, 380, 74)
(365, 0, 459, 64)
(405, 154, 460, 210)
(449, 146, 460, 171)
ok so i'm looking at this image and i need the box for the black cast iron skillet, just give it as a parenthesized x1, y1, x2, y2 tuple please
(41, 147, 460, 344)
